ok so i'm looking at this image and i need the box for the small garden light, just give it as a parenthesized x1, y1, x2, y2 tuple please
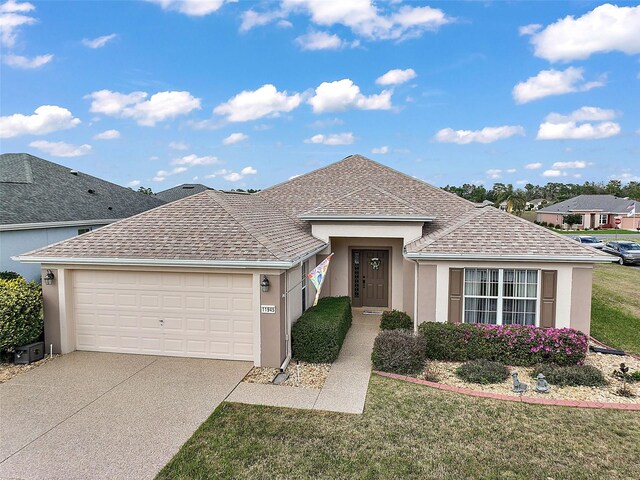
(260, 275, 270, 292)
(44, 269, 55, 285)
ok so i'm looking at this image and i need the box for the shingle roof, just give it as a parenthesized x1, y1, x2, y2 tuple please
(539, 195, 638, 214)
(22, 190, 325, 263)
(299, 184, 432, 220)
(406, 205, 611, 260)
(1, 153, 165, 226)
(19, 154, 609, 263)
(155, 183, 212, 203)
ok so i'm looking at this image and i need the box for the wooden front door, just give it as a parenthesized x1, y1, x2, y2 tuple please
(352, 249, 389, 308)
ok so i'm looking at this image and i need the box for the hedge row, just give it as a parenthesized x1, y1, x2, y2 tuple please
(0, 277, 43, 351)
(291, 296, 352, 363)
(379, 310, 413, 331)
(418, 322, 588, 366)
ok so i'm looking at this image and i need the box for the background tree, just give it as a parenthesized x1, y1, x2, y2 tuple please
(137, 186, 153, 195)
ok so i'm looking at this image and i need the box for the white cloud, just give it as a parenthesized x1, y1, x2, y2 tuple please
(219, 166, 257, 182)
(0, 105, 81, 138)
(506, 168, 517, 174)
(240, 166, 257, 175)
(153, 166, 187, 182)
(86, 89, 201, 126)
(93, 129, 120, 140)
(516, 179, 529, 185)
(308, 79, 392, 113)
(214, 84, 301, 122)
(148, 0, 231, 16)
(168, 141, 189, 150)
(518, 23, 541, 36)
(127, 180, 141, 188)
(435, 125, 525, 144)
(305, 132, 354, 145)
(537, 106, 621, 140)
(295, 30, 344, 50)
(29, 140, 91, 157)
(276, 1, 452, 41)
(82, 33, 117, 48)
(222, 132, 249, 145)
(525, 162, 543, 170)
(371, 146, 389, 154)
(224, 172, 243, 182)
(376, 68, 416, 86)
(528, 4, 640, 62)
(542, 169, 565, 177)
(2, 53, 52, 68)
(513, 67, 604, 104)
(170, 154, 222, 166)
(240, 9, 287, 32)
(551, 161, 587, 169)
(0, 0, 36, 47)
(486, 169, 502, 180)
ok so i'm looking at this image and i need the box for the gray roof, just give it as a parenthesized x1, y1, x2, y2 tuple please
(155, 184, 212, 203)
(539, 195, 638, 214)
(19, 155, 610, 264)
(0, 153, 165, 226)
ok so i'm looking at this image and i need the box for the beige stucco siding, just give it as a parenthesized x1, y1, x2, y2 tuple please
(416, 263, 437, 324)
(425, 261, 585, 331)
(570, 267, 593, 335)
(311, 221, 424, 245)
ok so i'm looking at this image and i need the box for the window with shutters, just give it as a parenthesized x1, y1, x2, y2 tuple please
(463, 268, 539, 326)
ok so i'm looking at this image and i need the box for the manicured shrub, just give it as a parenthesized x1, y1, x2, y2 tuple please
(292, 296, 352, 363)
(371, 329, 427, 375)
(380, 310, 412, 330)
(456, 359, 510, 384)
(418, 322, 588, 366)
(532, 364, 606, 387)
(0, 277, 43, 351)
(0, 271, 20, 281)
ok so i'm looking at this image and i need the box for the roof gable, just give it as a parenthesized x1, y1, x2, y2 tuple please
(1, 153, 165, 226)
(155, 183, 212, 203)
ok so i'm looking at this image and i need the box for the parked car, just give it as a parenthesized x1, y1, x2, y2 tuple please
(570, 236, 605, 249)
(602, 241, 640, 265)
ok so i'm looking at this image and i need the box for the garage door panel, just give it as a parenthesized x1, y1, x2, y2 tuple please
(72, 271, 254, 361)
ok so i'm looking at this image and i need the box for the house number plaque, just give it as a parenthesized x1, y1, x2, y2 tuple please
(261, 305, 276, 314)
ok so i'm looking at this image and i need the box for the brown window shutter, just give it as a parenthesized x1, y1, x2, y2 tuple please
(448, 268, 464, 324)
(540, 270, 557, 328)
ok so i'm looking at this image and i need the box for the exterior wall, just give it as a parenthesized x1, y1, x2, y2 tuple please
(324, 237, 405, 310)
(620, 215, 640, 230)
(536, 213, 565, 226)
(260, 272, 286, 368)
(416, 263, 437, 324)
(311, 221, 424, 245)
(536, 212, 640, 230)
(570, 267, 593, 336)
(0, 224, 106, 280)
(426, 260, 583, 331)
(41, 267, 62, 353)
(402, 259, 415, 318)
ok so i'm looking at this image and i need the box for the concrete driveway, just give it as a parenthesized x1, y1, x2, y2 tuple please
(0, 352, 251, 480)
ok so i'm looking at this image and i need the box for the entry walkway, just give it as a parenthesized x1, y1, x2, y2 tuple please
(227, 309, 379, 414)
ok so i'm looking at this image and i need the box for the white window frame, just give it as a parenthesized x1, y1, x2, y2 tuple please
(462, 268, 540, 327)
(599, 214, 608, 225)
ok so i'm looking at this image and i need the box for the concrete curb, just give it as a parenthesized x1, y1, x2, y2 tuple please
(373, 371, 640, 411)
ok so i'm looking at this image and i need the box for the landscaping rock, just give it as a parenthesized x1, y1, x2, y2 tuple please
(243, 361, 331, 389)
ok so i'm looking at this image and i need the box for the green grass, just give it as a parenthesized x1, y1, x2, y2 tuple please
(158, 375, 640, 480)
(591, 264, 640, 356)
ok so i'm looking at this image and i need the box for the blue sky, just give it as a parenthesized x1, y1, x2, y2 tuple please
(1, 0, 639, 192)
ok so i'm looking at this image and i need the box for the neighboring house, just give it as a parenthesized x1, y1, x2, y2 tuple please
(537, 195, 639, 230)
(498, 200, 508, 211)
(526, 198, 546, 211)
(1, 153, 165, 280)
(17, 155, 612, 368)
(155, 183, 213, 203)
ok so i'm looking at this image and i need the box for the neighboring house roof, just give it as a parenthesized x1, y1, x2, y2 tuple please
(20, 190, 326, 267)
(538, 195, 638, 214)
(0, 153, 165, 228)
(155, 183, 212, 203)
(528, 198, 545, 204)
(18, 154, 610, 265)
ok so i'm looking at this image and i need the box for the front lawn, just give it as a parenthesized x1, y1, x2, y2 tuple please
(591, 264, 640, 356)
(158, 375, 640, 480)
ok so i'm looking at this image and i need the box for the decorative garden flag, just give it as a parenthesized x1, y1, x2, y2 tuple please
(308, 253, 333, 306)
(627, 203, 636, 217)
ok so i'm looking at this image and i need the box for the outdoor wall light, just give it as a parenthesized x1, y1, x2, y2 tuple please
(260, 275, 270, 293)
(44, 269, 55, 285)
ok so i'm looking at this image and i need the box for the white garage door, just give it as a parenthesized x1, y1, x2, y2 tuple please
(71, 270, 255, 361)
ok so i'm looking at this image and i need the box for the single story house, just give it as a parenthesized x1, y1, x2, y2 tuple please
(155, 183, 213, 203)
(1, 153, 165, 280)
(537, 194, 639, 230)
(526, 198, 546, 211)
(17, 155, 612, 368)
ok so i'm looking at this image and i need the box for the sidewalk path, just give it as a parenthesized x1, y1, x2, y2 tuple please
(227, 309, 379, 414)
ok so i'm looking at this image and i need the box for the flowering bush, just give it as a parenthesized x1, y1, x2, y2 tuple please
(418, 322, 588, 366)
